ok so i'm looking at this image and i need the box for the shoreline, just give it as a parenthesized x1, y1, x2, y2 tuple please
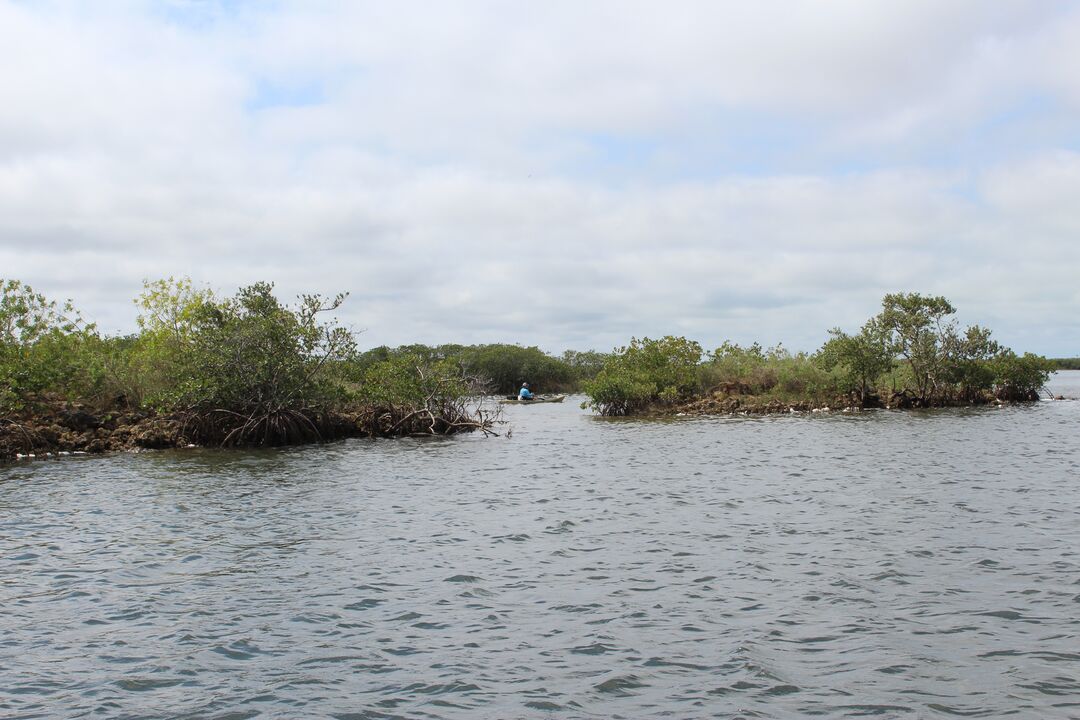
(0, 400, 497, 462)
(6, 392, 1069, 463)
(628, 388, 1062, 419)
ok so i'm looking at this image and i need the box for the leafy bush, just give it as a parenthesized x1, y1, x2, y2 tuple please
(351, 353, 490, 435)
(706, 342, 840, 402)
(823, 293, 1053, 406)
(0, 279, 107, 410)
(356, 354, 470, 408)
(772, 352, 840, 400)
(127, 277, 217, 408)
(993, 351, 1054, 401)
(816, 318, 894, 402)
(128, 280, 357, 444)
(584, 336, 703, 415)
(705, 341, 769, 393)
(941, 324, 999, 402)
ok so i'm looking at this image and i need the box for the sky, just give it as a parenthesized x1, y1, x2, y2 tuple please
(1, 0, 1079, 356)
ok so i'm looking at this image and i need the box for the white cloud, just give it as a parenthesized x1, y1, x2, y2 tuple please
(0, 1, 1078, 356)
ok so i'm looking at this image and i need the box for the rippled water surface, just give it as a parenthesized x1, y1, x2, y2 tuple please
(3, 373, 1080, 719)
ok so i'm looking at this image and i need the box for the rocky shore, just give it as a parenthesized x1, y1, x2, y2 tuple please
(1, 399, 496, 462)
(666, 387, 1046, 417)
(0, 402, 190, 461)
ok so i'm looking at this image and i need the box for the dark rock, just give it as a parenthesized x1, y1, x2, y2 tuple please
(134, 421, 180, 449)
(61, 405, 100, 431)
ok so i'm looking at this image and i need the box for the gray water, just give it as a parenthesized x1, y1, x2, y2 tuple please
(3, 372, 1080, 719)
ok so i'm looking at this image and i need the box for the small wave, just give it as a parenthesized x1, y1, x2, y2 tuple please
(344, 598, 385, 610)
(976, 610, 1024, 620)
(594, 674, 646, 696)
(113, 677, 186, 692)
(570, 642, 617, 655)
(926, 702, 996, 716)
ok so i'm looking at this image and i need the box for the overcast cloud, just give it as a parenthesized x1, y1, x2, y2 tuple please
(1, 0, 1078, 354)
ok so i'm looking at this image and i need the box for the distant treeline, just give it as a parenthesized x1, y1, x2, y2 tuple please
(583, 293, 1055, 416)
(355, 344, 608, 394)
(1050, 358, 1080, 370)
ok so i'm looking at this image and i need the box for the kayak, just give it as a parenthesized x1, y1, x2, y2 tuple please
(498, 394, 567, 405)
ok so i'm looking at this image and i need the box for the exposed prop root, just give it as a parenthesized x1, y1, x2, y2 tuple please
(355, 402, 501, 438)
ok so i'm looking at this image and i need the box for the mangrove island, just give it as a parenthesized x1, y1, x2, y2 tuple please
(0, 280, 1059, 460)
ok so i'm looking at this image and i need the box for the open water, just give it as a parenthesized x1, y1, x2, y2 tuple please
(3, 372, 1080, 719)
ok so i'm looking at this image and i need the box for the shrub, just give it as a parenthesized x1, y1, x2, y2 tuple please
(707, 341, 767, 392)
(0, 279, 106, 410)
(941, 324, 999, 402)
(134, 281, 358, 444)
(993, 350, 1054, 401)
(816, 318, 894, 402)
(356, 354, 470, 408)
(583, 336, 702, 415)
(353, 354, 493, 436)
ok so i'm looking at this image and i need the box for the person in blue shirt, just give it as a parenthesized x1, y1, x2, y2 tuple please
(518, 382, 534, 400)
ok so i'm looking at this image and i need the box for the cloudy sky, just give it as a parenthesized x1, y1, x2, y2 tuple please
(2, 1, 1079, 355)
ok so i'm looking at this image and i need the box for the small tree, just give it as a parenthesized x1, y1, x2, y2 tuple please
(941, 324, 1000, 402)
(878, 293, 957, 405)
(131, 277, 216, 408)
(163, 282, 357, 444)
(817, 317, 894, 403)
(0, 279, 100, 409)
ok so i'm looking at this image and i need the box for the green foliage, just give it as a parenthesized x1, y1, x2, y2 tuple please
(124, 280, 361, 445)
(817, 318, 894, 401)
(356, 354, 470, 408)
(135, 276, 215, 337)
(172, 282, 357, 415)
(3, 277, 1059, 433)
(706, 341, 769, 391)
(128, 277, 216, 408)
(878, 292, 956, 404)
(769, 350, 840, 400)
(583, 292, 1053, 415)
(1049, 358, 1080, 370)
(823, 293, 1054, 406)
(1, 277, 503, 443)
(705, 342, 840, 401)
(584, 336, 703, 415)
(354, 342, 579, 394)
(560, 350, 610, 385)
(0, 279, 105, 410)
(456, 344, 574, 394)
(349, 352, 490, 436)
(941, 324, 1000, 402)
(992, 351, 1054, 401)
(0, 279, 79, 344)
